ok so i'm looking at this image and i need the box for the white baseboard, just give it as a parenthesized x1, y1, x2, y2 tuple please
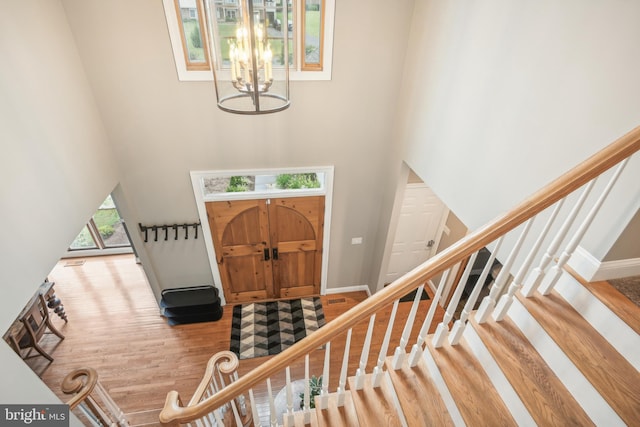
(324, 285, 371, 296)
(567, 246, 640, 281)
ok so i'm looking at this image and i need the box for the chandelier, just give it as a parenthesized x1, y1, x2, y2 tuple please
(204, 0, 290, 114)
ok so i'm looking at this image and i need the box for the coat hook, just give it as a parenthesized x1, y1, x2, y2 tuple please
(139, 223, 148, 243)
(153, 226, 158, 242)
(163, 225, 168, 241)
(183, 224, 189, 239)
(173, 224, 178, 240)
(193, 223, 199, 239)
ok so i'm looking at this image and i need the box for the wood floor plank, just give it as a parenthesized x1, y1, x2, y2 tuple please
(470, 315, 594, 426)
(516, 291, 640, 425)
(28, 255, 445, 426)
(347, 373, 403, 427)
(385, 356, 455, 426)
(314, 392, 359, 427)
(427, 338, 517, 426)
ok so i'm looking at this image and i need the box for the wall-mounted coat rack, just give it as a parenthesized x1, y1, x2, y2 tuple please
(138, 222, 201, 242)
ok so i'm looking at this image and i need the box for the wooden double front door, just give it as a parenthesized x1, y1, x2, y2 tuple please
(206, 196, 325, 304)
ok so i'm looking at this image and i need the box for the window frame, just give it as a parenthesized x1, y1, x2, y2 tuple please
(64, 195, 134, 258)
(300, 0, 324, 71)
(163, 0, 334, 82)
(173, 0, 212, 71)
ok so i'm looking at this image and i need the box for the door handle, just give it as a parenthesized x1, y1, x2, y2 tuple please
(272, 247, 279, 260)
(264, 248, 270, 261)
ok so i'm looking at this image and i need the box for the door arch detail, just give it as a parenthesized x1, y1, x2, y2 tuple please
(206, 196, 325, 304)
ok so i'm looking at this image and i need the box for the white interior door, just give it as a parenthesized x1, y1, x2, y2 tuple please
(385, 185, 448, 284)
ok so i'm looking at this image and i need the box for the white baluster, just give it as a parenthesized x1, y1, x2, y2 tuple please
(78, 401, 102, 426)
(267, 378, 277, 427)
(248, 389, 261, 427)
(476, 221, 532, 323)
(213, 408, 224, 427)
(539, 160, 629, 295)
(494, 218, 538, 320)
(317, 341, 331, 410)
(204, 382, 213, 399)
(80, 394, 109, 426)
(521, 181, 595, 297)
(494, 203, 560, 320)
(433, 252, 478, 347)
(229, 397, 243, 427)
(206, 406, 217, 427)
(304, 354, 311, 424)
(217, 369, 226, 388)
(408, 270, 450, 367)
(285, 367, 295, 425)
(355, 315, 376, 389)
(391, 285, 424, 369)
(213, 370, 228, 412)
(232, 372, 247, 418)
(449, 238, 504, 345)
(210, 374, 219, 397)
(199, 414, 211, 427)
(93, 382, 127, 426)
(371, 301, 399, 387)
(337, 328, 352, 406)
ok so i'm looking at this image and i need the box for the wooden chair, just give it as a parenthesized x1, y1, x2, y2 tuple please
(11, 294, 65, 362)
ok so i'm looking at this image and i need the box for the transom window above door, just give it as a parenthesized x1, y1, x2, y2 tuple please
(195, 168, 329, 201)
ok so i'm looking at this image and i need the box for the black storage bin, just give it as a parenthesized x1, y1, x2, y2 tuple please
(160, 285, 223, 325)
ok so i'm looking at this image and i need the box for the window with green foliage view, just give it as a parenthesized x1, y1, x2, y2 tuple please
(164, 0, 334, 81)
(69, 195, 131, 250)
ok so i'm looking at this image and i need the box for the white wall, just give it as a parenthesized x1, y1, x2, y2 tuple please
(397, 0, 640, 261)
(0, 0, 118, 417)
(60, 0, 416, 296)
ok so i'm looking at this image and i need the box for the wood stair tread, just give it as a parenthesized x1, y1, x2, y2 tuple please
(427, 338, 517, 426)
(124, 408, 163, 426)
(583, 279, 640, 336)
(516, 291, 640, 425)
(314, 391, 360, 427)
(564, 266, 640, 335)
(347, 373, 404, 427)
(283, 408, 318, 427)
(470, 315, 594, 426)
(385, 356, 455, 426)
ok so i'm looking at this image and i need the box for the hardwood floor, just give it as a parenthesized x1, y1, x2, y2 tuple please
(22, 255, 445, 426)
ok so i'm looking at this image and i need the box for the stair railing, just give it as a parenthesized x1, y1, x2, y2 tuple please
(159, 126, 640, 426)
(62, 367, 129, 426)
(167, 351, 253, 427)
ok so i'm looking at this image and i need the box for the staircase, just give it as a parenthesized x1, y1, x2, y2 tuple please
(158, 128, 640, 426)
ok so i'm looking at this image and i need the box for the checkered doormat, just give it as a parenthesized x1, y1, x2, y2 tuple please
(230, 297, 325, 360)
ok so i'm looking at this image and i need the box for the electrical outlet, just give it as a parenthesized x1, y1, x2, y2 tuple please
(351, 237, 363, 245)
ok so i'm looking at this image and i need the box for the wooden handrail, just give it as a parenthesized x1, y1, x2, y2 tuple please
(159, 125, 640, 424)
(62, 367, 99, 410)
(188, 350, 239, 406)
(62, 367, 129, 426)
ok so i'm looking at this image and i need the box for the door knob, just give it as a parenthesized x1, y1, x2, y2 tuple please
(426, 240, 435, 248)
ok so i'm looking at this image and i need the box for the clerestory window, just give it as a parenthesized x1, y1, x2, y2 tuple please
(163, 0, 334, 82)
